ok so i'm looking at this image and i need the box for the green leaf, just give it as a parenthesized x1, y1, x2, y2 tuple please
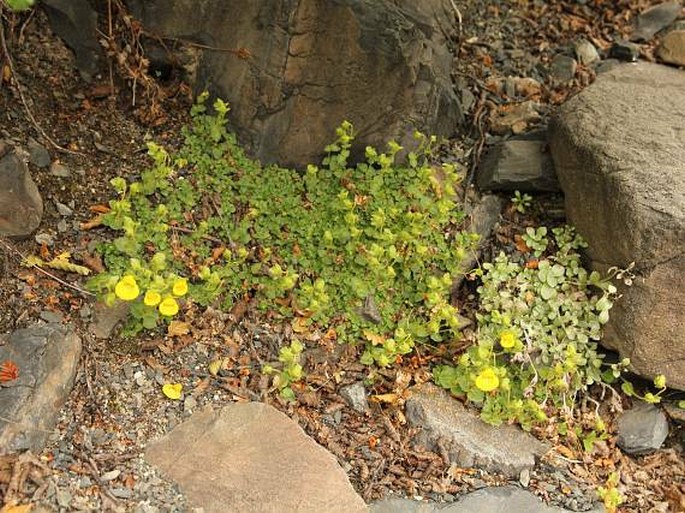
(5, 0, 34, 11)
(621, 381, 635, 396)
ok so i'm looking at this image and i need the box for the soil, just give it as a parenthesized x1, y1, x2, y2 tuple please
(1, 1, 684, 512)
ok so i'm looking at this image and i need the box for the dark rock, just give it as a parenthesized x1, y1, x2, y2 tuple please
(616, 402, 669, 454)
(609, 40, 640, 62)
(631, 1, 682, 42)
(550, 54, 577, 82)
(126, 0, 462, 168)
(145, 403, 367, 513)
(339, 382, 369, 414)
(405, 383, 549, 477)
(658, 30, 685, 66)
(477, 131, 558, 192)
(42, 0, 104, 80)
(0, 151, 43, 237)
(549, 62, 685, 389)
(0, 324, 82, 455)
(27, 138, 50, 168)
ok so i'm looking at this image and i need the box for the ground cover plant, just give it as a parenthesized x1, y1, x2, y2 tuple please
(87, 93, 480, 389)
(89, 93, 634, 430)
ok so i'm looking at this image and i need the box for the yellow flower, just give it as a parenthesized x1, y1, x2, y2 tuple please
(114, 275, 140, 301)
(475, 368, 499, 392)
(144, 290, 162, 306)
(499, 330, 517, 349)
(172, 278, 189, 297)
(162, 383, 183, 400)
(159, 296, 179, 316)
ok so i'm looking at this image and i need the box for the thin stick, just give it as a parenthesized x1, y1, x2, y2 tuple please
(0, 7, 82, 156)
(448, 0, 463, 37)
(107, 0, 114, 96)
(0, 237, 96, 297)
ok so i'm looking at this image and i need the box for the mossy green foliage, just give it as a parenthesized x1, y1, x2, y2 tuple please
(88, 93, 479, 365)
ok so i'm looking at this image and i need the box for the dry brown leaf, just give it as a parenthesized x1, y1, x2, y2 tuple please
(292, 317, 310, 334)
(0, 504, 33, 513)
(363, 330, 386, 346)
(514, 234, 531, 254)
(167, 320, 190, 337)
(80, 214, 104, 230)
(370, 393, 401, 405)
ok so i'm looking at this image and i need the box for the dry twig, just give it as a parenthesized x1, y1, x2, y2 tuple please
(0, 237, 96, 297)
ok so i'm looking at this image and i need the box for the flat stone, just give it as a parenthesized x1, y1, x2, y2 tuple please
(405, 383, 549, 477)
(631, 1, 682, 42)
(477, 131, 559, 192)
(548, 62, 685, 389)
(658, 30, 685, 66)
(145, 403, 368, 513)
(370, 487, 604, 513)
(617, 402, 669, 454)
(0, 151, 43, 237)
(0, 324, 82, 455)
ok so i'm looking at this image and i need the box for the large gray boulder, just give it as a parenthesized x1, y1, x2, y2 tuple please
(549, 62, 685, 389)
(126, 0, 462, 168)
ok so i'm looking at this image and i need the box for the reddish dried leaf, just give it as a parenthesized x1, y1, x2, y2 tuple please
(0, 360, 19, 382)
(89, 204, 111, 214)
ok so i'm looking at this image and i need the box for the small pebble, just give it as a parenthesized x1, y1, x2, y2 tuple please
(184, 396, 197, 413)
(50, 161, 71, 177)
(55, 201, 73, 216)
(56, 489, 72, 508)
(109, 487, 134, 499)
(101, 469, 121, 482)
(35, 232, 54, 246)
(123, 363, 134, 380)
(40, 310, 64, 323)
(574, 39, 600, 66)
(79, 303, 92, 319)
